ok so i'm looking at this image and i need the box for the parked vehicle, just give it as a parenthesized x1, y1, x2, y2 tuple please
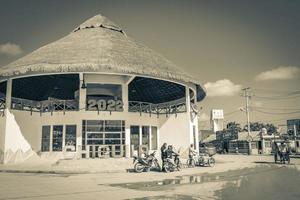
(164, 154, 182, 172)
(186, 154, 197, 168)
(279, 152, 290, 164)
(198, 153, 215, 167)
(274, 141, 291, 164)
(133, 151, 161, 173)
(187, 146, 216, 167)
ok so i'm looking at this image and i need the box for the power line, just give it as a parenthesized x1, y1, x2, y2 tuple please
(253, 109, 300, 115)
(250, 106, 300, 111)
(252, 88, 300, 94)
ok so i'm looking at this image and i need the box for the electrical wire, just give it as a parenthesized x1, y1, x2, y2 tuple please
(253, 109, 300, 115)
(250, 106, 300, 111)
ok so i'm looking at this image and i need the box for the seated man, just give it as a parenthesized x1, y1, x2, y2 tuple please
(166, 145, 179, 166)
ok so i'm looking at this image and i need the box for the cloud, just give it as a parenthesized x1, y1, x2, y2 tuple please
(204, 79, 242, 97)
(255, 66, 300, 81)
(0, 42, 23, 56)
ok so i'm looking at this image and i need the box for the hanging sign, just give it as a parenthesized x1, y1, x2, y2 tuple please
(87, 99, 124, 111)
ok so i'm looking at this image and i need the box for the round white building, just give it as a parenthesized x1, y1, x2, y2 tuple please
(0, 15, 206, 163)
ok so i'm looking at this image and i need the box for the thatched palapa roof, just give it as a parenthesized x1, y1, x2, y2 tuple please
(0, 15, 206, 101)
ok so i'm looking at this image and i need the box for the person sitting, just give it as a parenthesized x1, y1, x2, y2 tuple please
(160, 143, 168, 170)
(166, 145, 179, 166)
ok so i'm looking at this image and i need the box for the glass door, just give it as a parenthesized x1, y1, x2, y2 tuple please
(83, 120, 125, 158)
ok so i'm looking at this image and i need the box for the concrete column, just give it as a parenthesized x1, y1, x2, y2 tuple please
(76, 120, 82, 159)
(79, 73, 86, 112)
(139, 126, 142, 145)
(122, 84, 128, 112)
(49, 125, 53, 152)
(262, 138, 266, 154)
(5, 79, 12, 110)
(125, 127, 130, 158)
(185, 86, 191, 114)
(149, 126, 152, 150)
(157, 127, 160, 149)
(194, 115, 199, 152)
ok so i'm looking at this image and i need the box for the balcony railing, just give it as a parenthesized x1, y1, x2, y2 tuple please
(0, 97, 5, 115)
(128, 97, 187, 115)
(5, 96, 188, 116)
(11, 97, 79, 113)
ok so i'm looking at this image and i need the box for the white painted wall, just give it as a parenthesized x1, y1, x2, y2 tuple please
(158, 113, 190, 155)
(0, 113, 6, 163)
(0, 73, 200, 163)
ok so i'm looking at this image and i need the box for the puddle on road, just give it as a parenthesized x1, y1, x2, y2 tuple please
(110, 165, 300, 200)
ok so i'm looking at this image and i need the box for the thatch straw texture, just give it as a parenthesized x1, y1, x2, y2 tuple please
(0, 15, 206, 99)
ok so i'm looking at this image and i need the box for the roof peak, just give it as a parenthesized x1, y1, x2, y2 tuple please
(73, 14, 125, 35)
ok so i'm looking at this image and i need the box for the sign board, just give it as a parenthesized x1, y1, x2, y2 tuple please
(211, 109, 224, 120)
(87, 99, 124, 111)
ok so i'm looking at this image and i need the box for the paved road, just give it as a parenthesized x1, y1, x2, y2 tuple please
(0, 155, 299, 200)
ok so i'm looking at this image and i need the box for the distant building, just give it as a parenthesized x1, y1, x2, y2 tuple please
(211, 109, 224, 132)
(228, 130, 279, 155)
(287, 119, 300, 135)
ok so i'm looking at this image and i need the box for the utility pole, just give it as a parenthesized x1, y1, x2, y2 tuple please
(242, 87, 251, 155)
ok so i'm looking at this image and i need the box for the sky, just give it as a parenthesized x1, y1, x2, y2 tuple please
(0, 0, 299, 129)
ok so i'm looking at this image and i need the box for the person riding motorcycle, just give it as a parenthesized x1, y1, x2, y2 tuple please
(160, 143, 168, 171)
(279, 142, 290, 163)
(166, 145, 179, 166)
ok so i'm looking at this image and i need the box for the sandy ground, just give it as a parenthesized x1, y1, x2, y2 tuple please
(0, 155, 299, 200)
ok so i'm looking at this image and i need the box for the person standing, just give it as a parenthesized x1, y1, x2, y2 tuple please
(160, 143, 168, 171)
(189, 144, 197, 159)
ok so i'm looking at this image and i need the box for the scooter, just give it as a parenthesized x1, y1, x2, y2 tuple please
(133, 151, 161, 173)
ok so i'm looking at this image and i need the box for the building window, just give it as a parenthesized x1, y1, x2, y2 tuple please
(265, 141, 271, 148)
(142, 126, 150, 148)
(65, 125, 76, 152)
(151, 126, 158, 150)
(130, 126, 139, 150)
(41, 126, 50, 152)
(52, 125, 63, 151)
(251, 142, 257, 149)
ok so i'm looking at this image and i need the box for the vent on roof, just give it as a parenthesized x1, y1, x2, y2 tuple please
(73, 15, 125, 34)
(73, 23, 124, 34)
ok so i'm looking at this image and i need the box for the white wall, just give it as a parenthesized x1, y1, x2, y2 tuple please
(158, 113, 191, 155)
(1, 73, 200, 163)
(0, 113, 6, 163)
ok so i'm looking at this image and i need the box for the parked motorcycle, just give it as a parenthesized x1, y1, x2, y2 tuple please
(278, 152, 290, 164)
(198, 153, 215, 167)
(186, 153, 198, 168)
(187, 146, 216, 167)
(164, 154, 182, 172)
(133, 151, 161, 173)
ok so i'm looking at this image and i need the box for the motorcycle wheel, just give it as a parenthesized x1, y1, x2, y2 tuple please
(177, 161, 182, 171)
(164, 163, 171, 173)
(208, 157, 215, 167)
(186, 159, 195, 168)
(154, 160, 161, 172)
(134, 163, 145, 173)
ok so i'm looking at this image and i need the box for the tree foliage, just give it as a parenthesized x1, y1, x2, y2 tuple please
(226, 121, 277, 134)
